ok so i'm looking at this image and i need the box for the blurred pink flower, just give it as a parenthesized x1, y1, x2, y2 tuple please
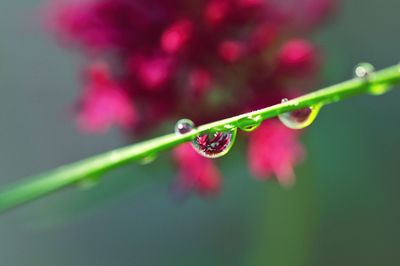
(47, 0, 334, 195)
(247, 120, 305, 186)
(161, 19, 193, 54)
(173, 143, 221, 195)
(78, 62, 137, 133)
(277, 39, 319, 77)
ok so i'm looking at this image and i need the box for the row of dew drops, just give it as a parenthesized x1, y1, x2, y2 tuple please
(174, 100, 319, 160)
(174, 63, 392, 159)
(78, 63, 391, 189)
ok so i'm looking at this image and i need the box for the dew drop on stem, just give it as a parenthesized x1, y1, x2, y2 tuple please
(354, 62, 391, 95)
(354, 62, 375, 78)
(191, 128, 237, 158)
(238, 114, 262, 132)
(77, 175, 101, 190)
(278, 98, 321, 129)
(139, 153, 158, 165)
(174, 118, 195, 135)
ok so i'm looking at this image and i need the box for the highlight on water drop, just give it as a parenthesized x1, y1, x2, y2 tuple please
(174, 118, 195, 135)
(278, 99, 322, 129)
(191, 128, 237, 158)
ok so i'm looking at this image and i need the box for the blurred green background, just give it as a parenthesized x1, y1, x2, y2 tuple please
(1, 0, 400, 265)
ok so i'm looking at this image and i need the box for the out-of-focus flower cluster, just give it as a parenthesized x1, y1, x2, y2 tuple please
(47, 0, 334, 196)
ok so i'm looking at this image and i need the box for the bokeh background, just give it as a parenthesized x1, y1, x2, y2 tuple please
(1, 0, 400, 265)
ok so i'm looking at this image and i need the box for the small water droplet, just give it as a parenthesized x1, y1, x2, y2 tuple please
(191, 128, 237, 158)
(353, 63, 391, 95)
(175, 118, 194, 135)
(77, 175, 101, 190)
(238, 114, 262, 132)
(278, 102, 322, 130)
(354, 63, 375, 78)
(369, 83, 391, 95)
(139, 153, 157, 165)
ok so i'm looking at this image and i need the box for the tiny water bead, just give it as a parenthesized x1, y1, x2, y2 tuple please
(238, 114, 262, 132)
(354, 62, 375, 79)
(174, 118, 195, 135)
(77, 175, 101, 190)
(278, 98, 321, 129)
(354, 63, 391, 95)
(191, 128, 237, 158)
(139, 153, 157, 165)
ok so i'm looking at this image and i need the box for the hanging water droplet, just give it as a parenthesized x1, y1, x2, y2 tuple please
(354, 63, 375, 78)
(139, 153, 158, 165)
(278, 100, 322, 129)
(174, 118, 195, 135)
(191, 128, 237, 158)
(368, 83, 391, 95)
(238, 114, 262, 132)
(77, 175, 101, 190)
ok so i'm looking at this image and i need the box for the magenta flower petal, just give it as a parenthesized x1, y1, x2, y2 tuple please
(247, 120, 305, 186)
(173, 143, 221, 196)
(161, 19, 193, 54)
(78, 62, 137, 133)
(277, 39, 319, 77)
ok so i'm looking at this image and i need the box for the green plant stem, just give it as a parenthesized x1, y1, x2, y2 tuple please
(1, 65, 400, 213)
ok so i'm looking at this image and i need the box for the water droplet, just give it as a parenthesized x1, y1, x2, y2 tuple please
(191, 128, 237, 158)
(77, 175, 101, 190)
(353, 63, 392, 95)
(278, 101, 322, 129)
(174, 118, 194, 135)
(354, 63, 375, 78)
(238, 114, 262, 132)
(369, 83, 391, 95)
(139, 153, 157, 165)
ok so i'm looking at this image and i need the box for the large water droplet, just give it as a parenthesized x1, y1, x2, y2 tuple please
(278, 99, 321, 129)
(175, 118, 195, 135)
(238, 114, 262, 132)
(191, 128, 237, 158)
